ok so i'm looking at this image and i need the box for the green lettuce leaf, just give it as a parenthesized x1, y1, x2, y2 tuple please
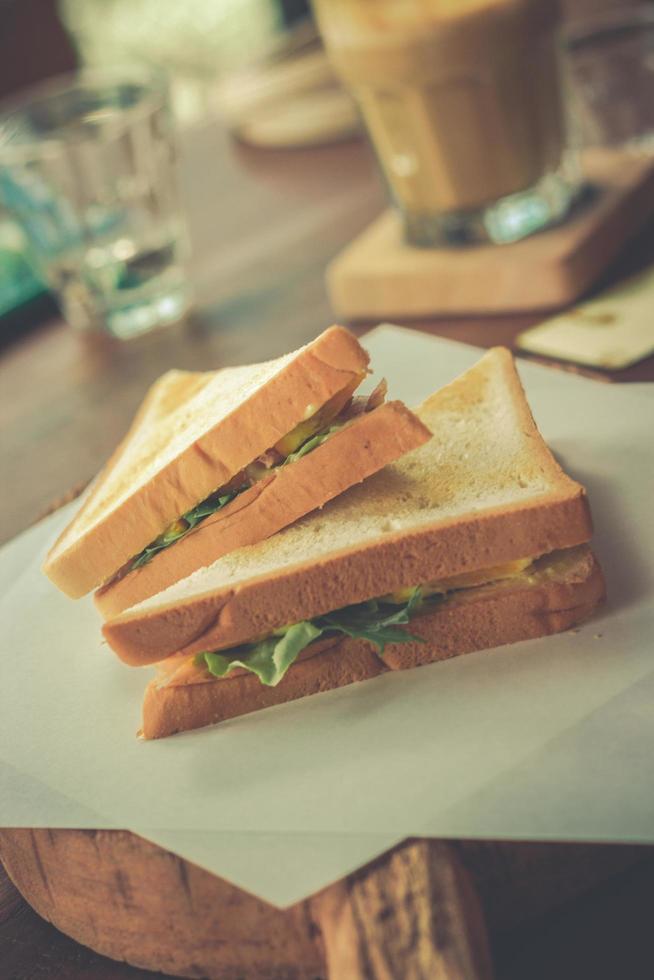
(199, 588, 426, 687)
(316, 586, 424, 653)
(130, 490, 238, 570)
(202, 621, 322, 686)
(283, 423, 342, 466)
(129, 423, 344, 573)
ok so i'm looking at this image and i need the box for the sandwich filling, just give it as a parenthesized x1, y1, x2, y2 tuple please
(155, 556, 534, 690)
(113, 376, 385, 581)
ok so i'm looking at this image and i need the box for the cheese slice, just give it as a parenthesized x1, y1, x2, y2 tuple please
(386, 558, 533, 603)
(274, 372, 365, 455)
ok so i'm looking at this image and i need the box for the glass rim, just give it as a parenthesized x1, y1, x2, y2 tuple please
(0, 65, 170, 164)
(565, 4, 654, 49)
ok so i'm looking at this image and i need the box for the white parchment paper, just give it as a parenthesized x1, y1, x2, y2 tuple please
(1, 325, 652, 906)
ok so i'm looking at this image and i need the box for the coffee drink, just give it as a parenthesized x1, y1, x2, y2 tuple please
(315, 0, 575, 244)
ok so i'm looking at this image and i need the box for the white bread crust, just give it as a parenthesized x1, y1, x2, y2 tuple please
(141, 546, 605, 738)
(95, 401, 431, 618)
(109, 491, 592, 666)
(43, 326, 369, 597)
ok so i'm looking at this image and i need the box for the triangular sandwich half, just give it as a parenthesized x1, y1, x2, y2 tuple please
(42, 326, 430, 607)
(102, 348, 605, 738)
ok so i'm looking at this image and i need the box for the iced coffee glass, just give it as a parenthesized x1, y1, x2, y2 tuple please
(314, 0, 579, 246)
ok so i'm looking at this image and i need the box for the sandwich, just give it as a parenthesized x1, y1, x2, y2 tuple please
(42, 326, 431, 614)
(101, 347, 605, 739)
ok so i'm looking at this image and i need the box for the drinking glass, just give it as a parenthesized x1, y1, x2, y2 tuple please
(567, 5, 654, 152)
(0, 68, 191, 338)
(314, 0, 581, 247)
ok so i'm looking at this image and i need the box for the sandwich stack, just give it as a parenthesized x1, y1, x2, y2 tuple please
(43, 327, 605, 738)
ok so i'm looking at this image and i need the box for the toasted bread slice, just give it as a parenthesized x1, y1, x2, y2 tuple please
(43, 326, 370, 598)
(95, 400, 431, 618)
(141, 545, 605, 738)
(104, 347, 594, 666)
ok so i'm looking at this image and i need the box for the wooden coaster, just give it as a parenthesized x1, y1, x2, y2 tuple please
(328, 150, 654, 319)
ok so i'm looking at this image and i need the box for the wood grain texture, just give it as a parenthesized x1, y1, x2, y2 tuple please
(311, 840, 493, 980)
(0, 831, 493, 980)
(0, 829, 323, 980)
(3, 841, 654, 980)
(0, 829, 649, 980)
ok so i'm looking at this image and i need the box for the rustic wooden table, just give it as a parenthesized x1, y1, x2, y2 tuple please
(1, 118, 653, 978)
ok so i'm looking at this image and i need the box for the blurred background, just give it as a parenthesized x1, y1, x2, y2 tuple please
(0, 0, 650, 345)
(1, 1, 637, 116)
(0, 0, 323, 341)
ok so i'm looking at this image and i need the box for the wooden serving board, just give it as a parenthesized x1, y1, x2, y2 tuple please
(327, 150, 654, 319)
(0, 830, 647, 979)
